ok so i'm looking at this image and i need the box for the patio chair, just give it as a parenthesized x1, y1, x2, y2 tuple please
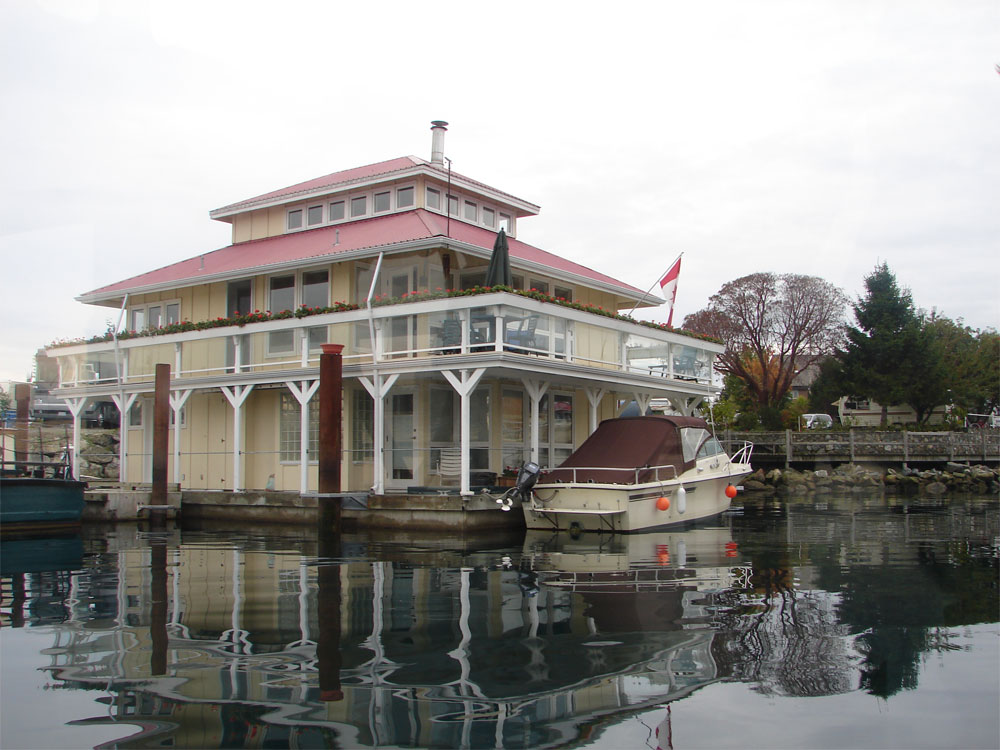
(505, 315, 538, 353)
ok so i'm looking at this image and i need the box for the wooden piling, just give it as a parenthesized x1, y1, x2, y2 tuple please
(14, 383, 29, 474)
(318, 344, 344, 531)
(150, 363, 170, 517)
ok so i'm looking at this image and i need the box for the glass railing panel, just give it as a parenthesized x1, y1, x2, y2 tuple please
(624, 333, 671, 376)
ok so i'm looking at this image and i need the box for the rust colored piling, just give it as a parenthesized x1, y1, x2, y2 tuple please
(318, 344, 343, 531)
(14, 383, 29, 473)
(150, 363, 170, 512)
(149, 539, 168, 675)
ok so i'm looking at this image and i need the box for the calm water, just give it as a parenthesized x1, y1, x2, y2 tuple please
(1, 495, 998, 750)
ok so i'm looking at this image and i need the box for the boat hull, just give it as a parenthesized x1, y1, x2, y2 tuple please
(0, 477, 86, 529)
(523, 464, 751, 533)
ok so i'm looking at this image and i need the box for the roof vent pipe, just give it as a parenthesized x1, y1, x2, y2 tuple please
(430, 120, 448, 165)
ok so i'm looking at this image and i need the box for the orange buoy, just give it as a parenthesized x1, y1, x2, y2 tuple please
(725, 484, 738, 499)
(657, 551, 670, 565)
(656, 496, 671, 511)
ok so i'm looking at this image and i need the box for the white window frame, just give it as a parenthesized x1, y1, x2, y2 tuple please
(373, 190, 391, 213)
(265, 268, 330, 357)
(128, 298, 182, 332)
(279, 392, 319, 463)
(306, 204, 324, 226)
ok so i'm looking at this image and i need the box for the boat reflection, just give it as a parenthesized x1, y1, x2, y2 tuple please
(4, 525, 751, 749)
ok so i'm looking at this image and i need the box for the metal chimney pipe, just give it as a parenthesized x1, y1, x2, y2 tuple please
(430, 120, 448, 165)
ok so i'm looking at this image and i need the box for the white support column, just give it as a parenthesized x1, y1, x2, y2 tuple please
(442, 368, 487, 496)
(359, 373, 399, 495)
(65, 397, 89, 479)
(122, 349, 129, 383)
(633, 392, 652, 416)
(493, 309, 504, 353)
(668, 395, 703, 416)
(585, 387, 606, 434)
(232, 335, 243, 374)
(286, 379, 320, 494)
(174, 342, 182, 376)
(111, 393, 137, 483)
(300, 331, 310, 368)
(221, 385, 254, 491)
(521, 378, 549, 466)
(169, 389, 193, 485)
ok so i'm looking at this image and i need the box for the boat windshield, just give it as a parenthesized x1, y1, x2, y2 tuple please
(679, 428, 710, 462)
(697, 435, 726, 458)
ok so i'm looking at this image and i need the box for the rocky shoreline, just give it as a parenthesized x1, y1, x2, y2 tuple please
(739, 462, 999, 497)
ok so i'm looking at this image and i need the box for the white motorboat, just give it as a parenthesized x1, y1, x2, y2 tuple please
(521, 416, 753, 533)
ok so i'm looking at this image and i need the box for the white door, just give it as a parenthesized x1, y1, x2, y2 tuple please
(386, 388, 418, 490)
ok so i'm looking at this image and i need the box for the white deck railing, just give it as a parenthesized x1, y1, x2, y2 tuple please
(50, 292, 722, 389)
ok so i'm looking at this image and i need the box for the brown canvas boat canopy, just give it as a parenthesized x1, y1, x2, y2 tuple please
(544, 415, 712, 485)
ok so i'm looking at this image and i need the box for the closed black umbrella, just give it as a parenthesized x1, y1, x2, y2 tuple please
(484, 229, 513, 288)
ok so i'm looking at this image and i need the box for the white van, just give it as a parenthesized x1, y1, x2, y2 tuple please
(801, 413, 833, 430)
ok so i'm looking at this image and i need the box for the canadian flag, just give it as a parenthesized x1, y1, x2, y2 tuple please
(659, 255, 682, 327)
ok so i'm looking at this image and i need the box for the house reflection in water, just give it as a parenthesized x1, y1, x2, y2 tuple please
(27, 528, 748, 748)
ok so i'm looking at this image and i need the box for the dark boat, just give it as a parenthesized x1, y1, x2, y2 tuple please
(1, 444, 85, 531)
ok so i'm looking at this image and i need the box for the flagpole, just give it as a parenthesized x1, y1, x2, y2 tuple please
(626, 253, 683, 318)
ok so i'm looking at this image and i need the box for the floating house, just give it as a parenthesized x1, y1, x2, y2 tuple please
(46, 123, 722, 496)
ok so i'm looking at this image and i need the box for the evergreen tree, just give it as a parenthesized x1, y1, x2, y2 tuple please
(840, 263, 923, 426)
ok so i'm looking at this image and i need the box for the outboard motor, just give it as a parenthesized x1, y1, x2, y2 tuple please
(496, 461, 541, 511)
(515, 461, 541, 499)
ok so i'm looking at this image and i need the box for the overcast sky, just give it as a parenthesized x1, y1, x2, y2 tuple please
(1, 0, 997, 384)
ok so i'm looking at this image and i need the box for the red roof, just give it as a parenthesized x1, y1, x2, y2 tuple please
(80, 209, 646, 300)
(212, 156, 538, 217)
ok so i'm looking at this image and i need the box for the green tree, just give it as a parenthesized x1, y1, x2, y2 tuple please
(926, 315, 999, 416)
(807, 357, 846, 417)
(839, 263, 927, 426)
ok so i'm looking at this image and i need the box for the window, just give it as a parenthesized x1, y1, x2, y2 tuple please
(128, 401, 143, 428)
(227, 279, 252, 317)
(482, 207, 495, 227)
(129, 299, 182, 332)
(130, 308, 145, 331)
(448, 195, 459, 216)
(269, 275, 296, 313)
(269, 275, 296, 353)
(464, 201, 477, 221)
(307, 205, 323, 226)
(426, 187, 441, 210)
(397, 186, 414, 208)
(307, 326, 328, 350)
(498, 213, 511, 233)
(374, 191, 391, 213)
(554, 286, 572, 302)
(351, 196, 366, 217)
(301, 270, 329, 309)
(279, 392, 319, 462)
(329, 201, 345, 221)
(288, 209, 303, 230)
(460, 270, 487, 290)
(429, 386, 491, 472)
(351, 389, 374, 461)
(529, 279, 549, 294)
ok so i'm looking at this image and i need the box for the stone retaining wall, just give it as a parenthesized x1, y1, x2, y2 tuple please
(739, 462, 999, 496)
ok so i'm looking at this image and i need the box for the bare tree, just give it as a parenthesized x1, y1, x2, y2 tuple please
(683, 273, 848, 412)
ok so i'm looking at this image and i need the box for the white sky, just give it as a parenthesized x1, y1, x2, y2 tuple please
(1, 0, 998, 384)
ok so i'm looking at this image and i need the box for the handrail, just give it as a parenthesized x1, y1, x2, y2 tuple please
(543, 463, 681, 484)
(729, 441, 754, 465)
